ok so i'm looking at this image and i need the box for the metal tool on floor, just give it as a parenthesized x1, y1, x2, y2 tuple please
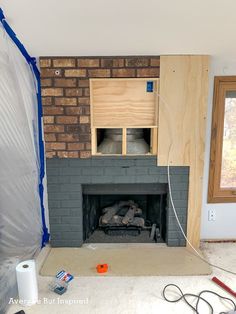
(212, 276, 236, 298)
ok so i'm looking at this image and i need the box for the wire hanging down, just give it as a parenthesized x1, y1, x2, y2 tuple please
(155, 92, 236, 276)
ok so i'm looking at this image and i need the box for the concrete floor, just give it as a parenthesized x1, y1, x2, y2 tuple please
(6, 242, 236, 314)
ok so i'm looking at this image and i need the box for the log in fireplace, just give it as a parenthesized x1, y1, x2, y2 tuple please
(83, 183, 167, 243)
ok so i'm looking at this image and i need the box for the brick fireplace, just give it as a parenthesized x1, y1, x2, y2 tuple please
(40, 56, 189, 248)
(47, 157, 189, 247)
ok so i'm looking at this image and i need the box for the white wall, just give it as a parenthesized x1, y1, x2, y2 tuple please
(1, 0, 236, 58)
(201, 57, 236, 240)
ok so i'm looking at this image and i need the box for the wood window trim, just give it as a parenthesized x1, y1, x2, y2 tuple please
(208, 76, 236, 203)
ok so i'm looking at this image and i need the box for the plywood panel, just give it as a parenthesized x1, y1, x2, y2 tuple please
(90, 79, 158, 127)
(158, 56, 209, 248)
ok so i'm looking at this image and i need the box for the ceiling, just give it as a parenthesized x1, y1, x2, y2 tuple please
(1, 0, 236, 59)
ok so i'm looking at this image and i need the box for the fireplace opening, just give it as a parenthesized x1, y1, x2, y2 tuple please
(83, 184, 167, 243)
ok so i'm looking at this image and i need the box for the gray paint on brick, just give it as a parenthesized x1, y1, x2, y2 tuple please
(46, 156, 189, 247)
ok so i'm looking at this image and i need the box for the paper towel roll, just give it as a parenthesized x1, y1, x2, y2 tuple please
(16, 260, 38, 306)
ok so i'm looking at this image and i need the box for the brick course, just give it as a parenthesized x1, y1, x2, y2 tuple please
(40, 56, 160, 158)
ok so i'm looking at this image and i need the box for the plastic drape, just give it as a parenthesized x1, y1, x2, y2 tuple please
(0, 20, 45, 313)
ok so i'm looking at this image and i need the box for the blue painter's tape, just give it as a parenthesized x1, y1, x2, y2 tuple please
(0, 8, 50, 247)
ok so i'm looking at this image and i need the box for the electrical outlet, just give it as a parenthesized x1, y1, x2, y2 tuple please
(208, 209, 216, 221)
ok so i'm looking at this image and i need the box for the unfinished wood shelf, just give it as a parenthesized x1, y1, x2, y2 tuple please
(90, 78, 159, 156)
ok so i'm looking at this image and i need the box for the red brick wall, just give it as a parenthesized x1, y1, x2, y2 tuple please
(40, 56, 160, 158)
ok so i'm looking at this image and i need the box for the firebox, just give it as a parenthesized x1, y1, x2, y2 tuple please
(83, 184, 167, 243)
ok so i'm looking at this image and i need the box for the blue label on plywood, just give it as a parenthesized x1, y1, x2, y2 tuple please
(146, 81, 154, 92)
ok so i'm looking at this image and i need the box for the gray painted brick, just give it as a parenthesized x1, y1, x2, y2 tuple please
(135, 175, 158, 183)
(170, 182, 189, 191)
(91, 158, 136, 167)
(113, 176, 136, 183)
(47, 159, 68, 168)
(67, 193, 82, 200)
(70, 176, 92, 184)
(169, 200, 188, 208)
(171, 167, 189, 174)
(61, 216, 82, 224)
(47, 176, 71, 184)
(49, 208, 71, 217)
(46, 157, 189, 248)
(50, 232, 62, 240)
(179, 239, 186, 246)
(48, 200, 61, 208)
(167, 223, 186, 232)
(49, 217, 61, 223)
(60, 232, 82, 240)
(104, 167, 126, 176)
(60, 184, 82, 192)
(50, 224, 80, 232)
(47, 176, 59, 184)
(60, 200, 82, 208)
(69, 209, 82, 217)
(47, 184, 61, 193)
(69, 159, 91, 167)
(167, 204, 186, 213)
(49, 193, 70, 200)
(158, 175, 168, 182)
(169, 174, 189, 183)
(170, 191, 182, 200)
(135, 158, 156, 166)
(149, 166, 167, 175)
(51, 240, 83, 247)
(90, 176, 114, 184)
(126, 167, 148, 175)
(167, 239, 183, 247)
(168, 215, 186, 225)
(167, 231, 182, 238)
(59, 167, 82, 176)
(82, 167, 104, 176)
(47, 167, 60, 176)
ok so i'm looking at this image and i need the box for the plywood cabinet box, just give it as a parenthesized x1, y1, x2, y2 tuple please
(90, 78, 159, 156)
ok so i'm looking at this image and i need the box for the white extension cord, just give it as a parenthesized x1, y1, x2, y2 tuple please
(155, 91, 236, 276)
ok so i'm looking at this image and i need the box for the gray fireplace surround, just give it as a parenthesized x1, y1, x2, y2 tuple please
(46, 156, 189, 247)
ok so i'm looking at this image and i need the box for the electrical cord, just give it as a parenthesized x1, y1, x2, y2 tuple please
(155, 91, 236, 276)
(167, 159, 236, 276)
(163, 283, 236, 314)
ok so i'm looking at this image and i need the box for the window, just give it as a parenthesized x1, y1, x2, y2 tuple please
(208, 76, 236, 203)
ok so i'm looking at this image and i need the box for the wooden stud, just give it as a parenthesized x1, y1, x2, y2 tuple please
(122, 128, 127, 155)
(89, 79, 94, 128)
(151, 127, 158, 155)
(91, 128, 97, 155)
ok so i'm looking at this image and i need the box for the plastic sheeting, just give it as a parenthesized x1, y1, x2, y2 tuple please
(0, 13, 47, 313)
